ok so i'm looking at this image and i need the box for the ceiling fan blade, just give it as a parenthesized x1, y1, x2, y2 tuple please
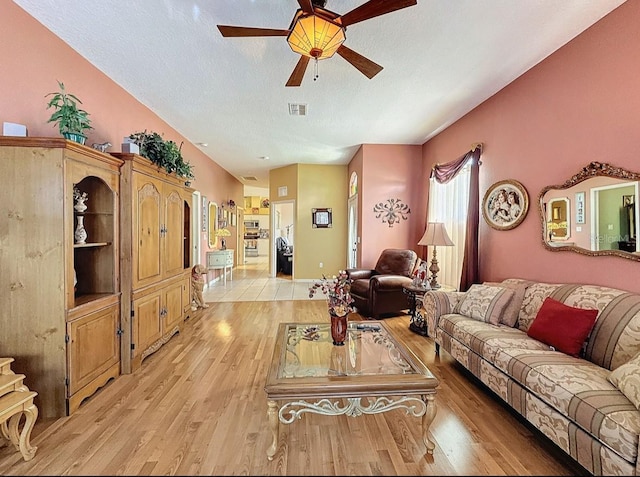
(297, 0, 314, 14)
(339, 0, 417, 27)
(217, 25, 290, 37)
(336, 45, 383, 79)
(286, 56, 311, 87)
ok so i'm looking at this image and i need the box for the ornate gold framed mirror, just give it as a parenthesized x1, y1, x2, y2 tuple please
(538, 162, 640, 261)
(208, 201, 218, 248)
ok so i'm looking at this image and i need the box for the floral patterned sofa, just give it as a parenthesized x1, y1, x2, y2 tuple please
(424, 279, 640, 476)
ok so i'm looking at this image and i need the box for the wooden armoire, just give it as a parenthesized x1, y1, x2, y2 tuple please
(0, 138, 123, 419)
(113, 153, 193, 373)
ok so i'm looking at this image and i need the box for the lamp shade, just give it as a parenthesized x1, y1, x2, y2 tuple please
(287, 10, 345, 59)
(418, 222, 454, 247)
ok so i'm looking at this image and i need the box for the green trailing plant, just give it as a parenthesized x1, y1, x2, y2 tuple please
(45, 80, 93, 140)
(129, 130, 195, 180)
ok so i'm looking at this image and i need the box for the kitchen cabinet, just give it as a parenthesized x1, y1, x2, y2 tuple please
(244, 196, 270, 215)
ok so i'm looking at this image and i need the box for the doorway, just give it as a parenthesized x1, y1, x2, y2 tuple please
(347, 194, 358, 268)
(236, 207, 245, 264)
(192, 190, 202, 267)
(271, 200, 295, 278)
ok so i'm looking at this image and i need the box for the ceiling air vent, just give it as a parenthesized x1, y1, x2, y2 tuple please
(288, 103, 307, 116)
(241, 176, 258, 181)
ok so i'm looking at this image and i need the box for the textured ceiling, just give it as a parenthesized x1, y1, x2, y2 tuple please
(14, 0, 626, 188)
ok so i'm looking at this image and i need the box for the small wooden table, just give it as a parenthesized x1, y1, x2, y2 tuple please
(403, 285, 429, 336)
(264, 321, 439, 460)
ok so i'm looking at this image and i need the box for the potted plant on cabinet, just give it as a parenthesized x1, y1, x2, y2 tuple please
(45, 80, 93, 145)
(128, 130, 195, 183)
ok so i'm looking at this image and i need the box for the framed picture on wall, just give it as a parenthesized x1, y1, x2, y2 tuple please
(575, 191, 585, 224)
(312, 208, 332, 228)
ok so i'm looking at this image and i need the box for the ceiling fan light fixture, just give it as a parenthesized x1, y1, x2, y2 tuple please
(287, 10, 345, 60)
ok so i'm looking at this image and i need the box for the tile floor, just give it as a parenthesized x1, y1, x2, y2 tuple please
(202, 255, 326, 302)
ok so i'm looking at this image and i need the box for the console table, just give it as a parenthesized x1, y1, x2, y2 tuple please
(206, 249, 234, 285)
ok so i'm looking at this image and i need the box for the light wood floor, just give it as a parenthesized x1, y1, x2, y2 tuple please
(0, 300, 587, 475)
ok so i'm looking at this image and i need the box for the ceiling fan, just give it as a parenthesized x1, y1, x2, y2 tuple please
(217, 0, 418, 87)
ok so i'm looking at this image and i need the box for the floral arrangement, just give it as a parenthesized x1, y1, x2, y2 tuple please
(73, 187, 88, 203)
(308, 270, 355, 317)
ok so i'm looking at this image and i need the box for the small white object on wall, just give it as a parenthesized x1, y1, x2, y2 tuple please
(3, 122, 27, 137)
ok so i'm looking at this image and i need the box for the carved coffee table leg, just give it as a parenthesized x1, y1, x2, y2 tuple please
(266, 400, 279, 460)
(421, 394, 437, 454)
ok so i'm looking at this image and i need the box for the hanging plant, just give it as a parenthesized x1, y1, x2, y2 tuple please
(128, 130, 195, 180)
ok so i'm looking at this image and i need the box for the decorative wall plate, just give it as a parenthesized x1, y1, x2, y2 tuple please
(482, 179, 529, 230)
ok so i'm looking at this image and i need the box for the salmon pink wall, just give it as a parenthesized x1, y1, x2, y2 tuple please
(0, 2, 243, 267)
(421, 1, 640, 293)
(355, 144, 424, 269)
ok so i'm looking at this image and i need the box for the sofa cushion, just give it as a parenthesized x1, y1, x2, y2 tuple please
(437, 314, 550, 363)
(454, 284, 515, 325)
(527, 297, 598, 357)
(516, 282, 640, 370)
(484, 279, 533, 327)
(609, 352, 640, 410)
(517, 282, 563, 332)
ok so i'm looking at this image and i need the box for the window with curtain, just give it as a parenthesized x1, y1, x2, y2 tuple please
(427, 164, 471, 289)
(426, 144, 481, 291)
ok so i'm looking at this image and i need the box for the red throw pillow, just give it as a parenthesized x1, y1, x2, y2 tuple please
(527, 297, 598, 357)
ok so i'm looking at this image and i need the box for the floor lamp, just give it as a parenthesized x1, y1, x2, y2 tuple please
(418, 222, 454, 289)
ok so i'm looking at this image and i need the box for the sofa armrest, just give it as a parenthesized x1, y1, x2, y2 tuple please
(423, 290, 465, 332)
(369, 275, 413, 290)
(345, 268, 375, 280)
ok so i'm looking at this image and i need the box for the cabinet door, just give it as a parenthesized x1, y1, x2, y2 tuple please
(163, 281, 183, 332)
(181, 274, 191, 316)
(67, 304, 120, 396)
(133, 291, 162, 357)
(163, 183, 184, 278)
(132, 174, 163, 288)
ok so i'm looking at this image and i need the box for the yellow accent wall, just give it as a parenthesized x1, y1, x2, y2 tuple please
(270, 164, 348, 279)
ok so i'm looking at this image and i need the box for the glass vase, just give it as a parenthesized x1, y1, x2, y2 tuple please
(330, 312, 348, 346)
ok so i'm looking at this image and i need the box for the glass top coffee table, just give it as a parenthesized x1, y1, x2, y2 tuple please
(264, 321, 439, 460)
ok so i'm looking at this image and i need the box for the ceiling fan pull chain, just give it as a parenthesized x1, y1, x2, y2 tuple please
(314, 57, 319, 81)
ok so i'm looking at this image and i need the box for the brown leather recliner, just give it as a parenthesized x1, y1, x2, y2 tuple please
(346, 248, 419, 319)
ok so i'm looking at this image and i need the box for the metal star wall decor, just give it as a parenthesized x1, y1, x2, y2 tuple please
(373, 198, 411, 227)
